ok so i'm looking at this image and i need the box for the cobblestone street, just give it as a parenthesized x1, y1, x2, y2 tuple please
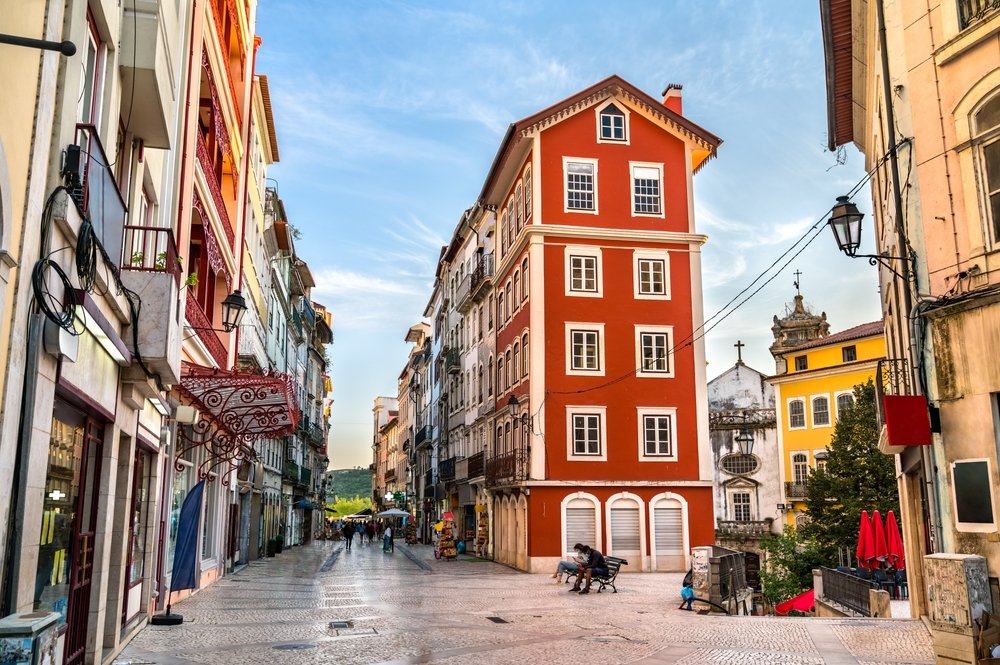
(118, 541, 934, 665)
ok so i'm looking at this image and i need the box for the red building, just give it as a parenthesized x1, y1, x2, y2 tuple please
(483, 76, 721, 572)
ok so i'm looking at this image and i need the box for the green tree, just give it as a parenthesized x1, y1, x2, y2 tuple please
(800, 380, 899, 563)
(327, 496, 372, 519)
(759, 527, 823, 605)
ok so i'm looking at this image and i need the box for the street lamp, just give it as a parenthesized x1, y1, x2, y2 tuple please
(507, 394, 522, 419)
(220, 289, 248, 332)
(828, 195, 909, 279)
(735, 412, 754, 456)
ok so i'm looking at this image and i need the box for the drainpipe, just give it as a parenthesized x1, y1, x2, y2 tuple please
(876, 0, 944, 553)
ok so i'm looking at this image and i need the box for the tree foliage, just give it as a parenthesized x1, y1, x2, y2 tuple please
(800, 380, 899, 563)
(327, 496, 372, 518)
(759, 526, 823, 605)
(326, 468, 373, 501)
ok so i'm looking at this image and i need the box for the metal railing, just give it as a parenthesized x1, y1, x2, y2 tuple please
(195, 126, 236, 247)
(414, 425, 431, 447)
(959, 0, 1000, 28)
(821, 567, 877, 616)
(785, 481, 809, 499)
(122, 225, 180, 286)
(875, 357, 911, 426)
(467, 451, 485, 478)
(72, 124, 127, 266)
(715, 550, 748, 604)
(283, 461, 301, 482)
(439, 456, 456, 481)
(185, 289, 228, 367)
(308, 422, 325, 445)
(485, 448, 529, 488)
(470, 254, 494, 298)
(445, 349, 461, 374)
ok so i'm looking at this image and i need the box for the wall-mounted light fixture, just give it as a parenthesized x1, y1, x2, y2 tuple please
(829, 196, 910, 279)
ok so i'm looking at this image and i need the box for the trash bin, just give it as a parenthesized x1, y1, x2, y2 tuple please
(0, 611, 61, 665)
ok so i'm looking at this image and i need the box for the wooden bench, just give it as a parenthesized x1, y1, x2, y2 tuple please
(565, 556, 628, 593)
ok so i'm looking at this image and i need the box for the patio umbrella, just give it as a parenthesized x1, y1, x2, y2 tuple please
(871, 510, 889, 564)
(856, 510, 874, 569)
(376, 508, 410, 518)
(885, 510, 905, 570)
(775, 589, 815, 616)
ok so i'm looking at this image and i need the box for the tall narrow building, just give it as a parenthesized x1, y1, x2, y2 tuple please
(474, 76, 721, 572)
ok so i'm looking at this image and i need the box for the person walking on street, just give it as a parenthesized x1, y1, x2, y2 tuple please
(342, 522, 356, 550)
(383, 524, 393, 553)
(366, 521, 375, 545)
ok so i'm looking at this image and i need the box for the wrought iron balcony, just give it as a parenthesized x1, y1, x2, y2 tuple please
(186, 289, 228, 368)
(485, 448, 529, 488)
(439, 456, 456, 481)
(384, 468, 396, 482)
(875, 357, 911, 427)
(195, 126, 235, 247)
(470, 254, 494, 301)
(445, 349, 461, 374)
(414, 425, 431, 448)
(785, 481, 809, 499)
(308, 422, 325, 445)
(959, 0, 1000, 29)
(467, 451, 485, 479)
(283, 461, 301, 482)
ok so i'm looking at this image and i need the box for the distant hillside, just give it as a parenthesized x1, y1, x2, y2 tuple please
(326, 468, 372, 500)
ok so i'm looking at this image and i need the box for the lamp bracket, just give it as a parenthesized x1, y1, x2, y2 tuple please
(853, 253, 910, 281)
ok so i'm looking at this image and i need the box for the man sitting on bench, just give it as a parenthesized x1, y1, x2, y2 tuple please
(571, 545, 608, 595)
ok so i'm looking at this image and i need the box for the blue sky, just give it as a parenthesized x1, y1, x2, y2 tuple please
(255, 0, 882, 470)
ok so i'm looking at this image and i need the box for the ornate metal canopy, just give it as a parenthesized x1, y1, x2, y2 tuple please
(176, 363, 300, 482)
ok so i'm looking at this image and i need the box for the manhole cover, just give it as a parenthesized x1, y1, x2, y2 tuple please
(486, 616, 508, 624)
(273, 644, 316, 651)
(329, 621, 354, 629)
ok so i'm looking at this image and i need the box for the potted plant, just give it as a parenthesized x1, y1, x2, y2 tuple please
(266, 537, 277, 557)
(274, 534, 284, 554)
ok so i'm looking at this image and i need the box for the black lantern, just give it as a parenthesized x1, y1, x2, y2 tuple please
(220, 289, 248, 332)
(735, 411, 754, 456)
(507, 394, 522, 419)
(829, 195, 864, 257)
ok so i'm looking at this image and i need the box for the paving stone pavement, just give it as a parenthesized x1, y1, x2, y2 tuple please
(117, 540, 934, 665)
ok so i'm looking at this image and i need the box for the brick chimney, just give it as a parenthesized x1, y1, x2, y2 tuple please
(662, 83, 683, 115)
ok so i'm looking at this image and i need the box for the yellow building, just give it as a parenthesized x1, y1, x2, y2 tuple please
(769, 320, 885, 528)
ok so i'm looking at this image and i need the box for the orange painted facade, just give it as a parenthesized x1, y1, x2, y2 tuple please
(484, 77, 720, 573)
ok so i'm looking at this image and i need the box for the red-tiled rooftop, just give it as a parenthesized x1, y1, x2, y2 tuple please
(786, 320, 883, 353)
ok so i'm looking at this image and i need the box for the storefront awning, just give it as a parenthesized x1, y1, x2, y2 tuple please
(180, 362, 300, 438)
(175, 363, 300, 482)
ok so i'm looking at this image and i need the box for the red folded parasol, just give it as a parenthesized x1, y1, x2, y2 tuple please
(886, 510, 905, 571)
(775, 589, 815, 616)
(856, 510, 874, 569)
(871, 510, 889, 564)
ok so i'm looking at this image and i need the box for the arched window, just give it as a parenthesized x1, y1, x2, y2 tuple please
(478, 363, 484, 403)
(836, 393, 854, 419)
(792, 453, 809, 485)
(498, 292, 505, 324)
(513, 271, 520, 311)
(522, 333, 529, 377)
(505, 349, 512, 389)
(488, 355, 494, 396)
(516, 184, 523, 231)
(524, 167, 532, 220)
(812, 396, 830, 426)
(521, 258, 529, 301)
(512, 343, 520, 382)
(975, 94, 1000, 244)
(497, 357, 504, 394)
(500, 211, 508, 255)
(504, 421, 511, 453)
(507, 199, 515, 248)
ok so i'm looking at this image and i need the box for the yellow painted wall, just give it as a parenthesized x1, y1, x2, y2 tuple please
(772, 332, 886, 526)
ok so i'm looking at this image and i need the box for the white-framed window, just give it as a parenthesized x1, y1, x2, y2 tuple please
(513, 271, 520, 310)
(78, 15, 106, 126)
(635, 325, 674, 377)
(522, 332, 529, 377)
(731, 491, 752, 522)
(595, 101, 629, 143)
(565, 323, 605, 375)
(788, 398, 806, 429)
(523, 166, 532, 221)
(500, 211, 508, 255)
(521, 257, 529, 301)
(507, 198, 516, 248)
(637, 407, 678, 461)
(633, 250, 670, 299)
(792, 453, 809, 485)
(811, 395, 831, 427)
(566, 406, 607, 460)
(835, 391, 854, 420)
(565, 246, 603, 297)
(973, 94, 1000, 246)
(563, 157, 598, 213)
(516, 184, 523, 231)
(630, 162, 664, 217)
(512, 343, 520, 384)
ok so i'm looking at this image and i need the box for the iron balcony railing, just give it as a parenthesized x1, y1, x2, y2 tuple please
(959, 0, 1000, 29)
(122, 225, 181, 286)
(485, 448, 529, 488)
(283, 461, 301, 482)
(186, 289, 228, 368)
(821, 567, 877, 616)
(414, 425, 431, 447)
(467, 451, 485, 478)
(445, 349, 461, 374)
(470, 254, 494, 300)
(875, 357, 911, 427)
(439, 456, 456, 481)
(308, 422, 324, 445)
(785, 481, 809, 499)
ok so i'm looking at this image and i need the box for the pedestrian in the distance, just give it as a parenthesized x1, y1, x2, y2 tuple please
(383, 524, 393, 553)
(366, 521, 376, 544)
(342, 521, 355, 550)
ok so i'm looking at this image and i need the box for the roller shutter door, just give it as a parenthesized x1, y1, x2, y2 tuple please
(610, 506, 640, 552)
(654, 505, 683, 554)
(565, 506, 596, 553)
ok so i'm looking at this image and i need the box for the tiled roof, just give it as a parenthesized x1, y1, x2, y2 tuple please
(785, 320, 883, 353)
